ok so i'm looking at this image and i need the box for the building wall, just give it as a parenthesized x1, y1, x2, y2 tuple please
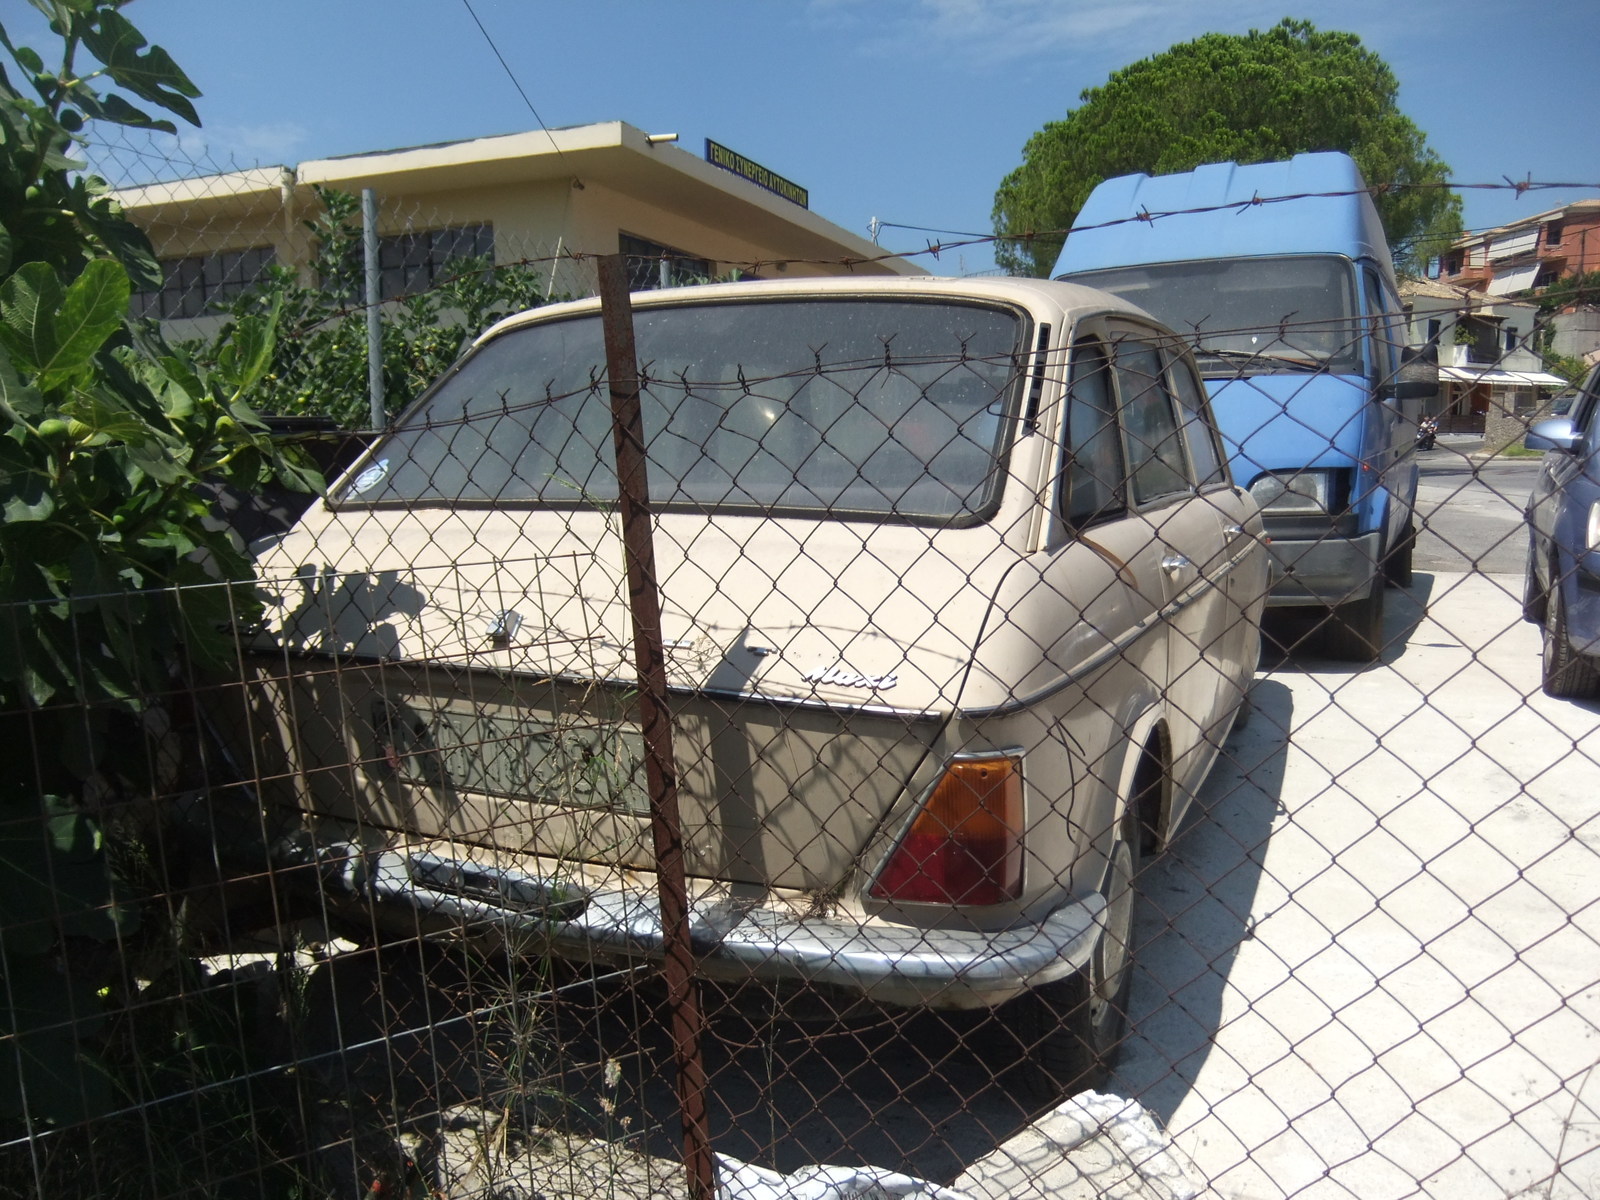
(125, 149, 903, 339)
(1483, 398, 1527, 453)
(1550, 211, 1600, 279)
(1551, 310, 1600, 361)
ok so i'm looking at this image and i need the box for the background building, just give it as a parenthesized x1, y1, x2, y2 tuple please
(116, 121, 925, 338)
(1402, 277, 1566, 444)
(1435, 200, 1600, 365)
(1437, 200, 1600, 297)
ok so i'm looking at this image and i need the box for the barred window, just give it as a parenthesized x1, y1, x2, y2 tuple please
(132, 246, 276, 319)
(620, 232, 713, 290)
(372, 224, 493, 300)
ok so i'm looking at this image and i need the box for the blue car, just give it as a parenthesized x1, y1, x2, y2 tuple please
(1524, 363, 1600, 698)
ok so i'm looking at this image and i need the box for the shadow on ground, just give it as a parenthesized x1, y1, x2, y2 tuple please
(290, 687, 1293, 1190)
(1109, 678, 1291, 1125)
(1259, 573, 1437, 672)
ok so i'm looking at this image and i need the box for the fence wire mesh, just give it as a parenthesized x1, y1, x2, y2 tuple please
(4, 137, 1600, 1200)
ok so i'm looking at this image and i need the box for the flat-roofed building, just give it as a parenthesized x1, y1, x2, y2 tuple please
(116, 121, 924, 334)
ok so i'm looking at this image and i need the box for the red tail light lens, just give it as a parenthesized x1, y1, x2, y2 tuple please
(869, 756, 1023, 905)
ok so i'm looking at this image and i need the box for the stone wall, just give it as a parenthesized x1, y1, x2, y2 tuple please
(1483, 393, 1560, 453)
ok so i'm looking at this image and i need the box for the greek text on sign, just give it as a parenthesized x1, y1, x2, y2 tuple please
(705, 139, 809, 209)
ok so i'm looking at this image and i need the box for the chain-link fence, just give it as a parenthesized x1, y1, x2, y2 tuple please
(4, 137, 1599, 1200)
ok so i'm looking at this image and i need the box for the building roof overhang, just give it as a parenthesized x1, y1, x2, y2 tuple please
(1439, 366, 1566, 387)
(113, 122, 924, 275)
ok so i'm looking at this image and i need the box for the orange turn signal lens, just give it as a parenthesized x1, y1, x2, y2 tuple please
(869, 756, 1024, 905)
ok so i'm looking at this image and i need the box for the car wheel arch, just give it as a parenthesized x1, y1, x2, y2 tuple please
(1112, 707, 1172, 861)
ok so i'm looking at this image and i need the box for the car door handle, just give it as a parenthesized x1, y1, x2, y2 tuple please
(1223, 524, 1246, 540)
(1161, 554, 1192, 575)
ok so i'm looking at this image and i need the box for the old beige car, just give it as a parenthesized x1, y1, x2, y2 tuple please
(235, 275, 1266, 1090)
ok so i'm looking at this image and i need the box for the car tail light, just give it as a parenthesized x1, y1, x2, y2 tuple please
(869, 755, 1023, 905)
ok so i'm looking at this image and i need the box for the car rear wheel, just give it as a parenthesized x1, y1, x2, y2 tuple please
(1009, 814, 1139, 1098)
(1323, 577, 1386, 662)
(1541, 583, 1600, 699)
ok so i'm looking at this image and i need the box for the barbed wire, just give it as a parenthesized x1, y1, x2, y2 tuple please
(89, 124, 1600, 279)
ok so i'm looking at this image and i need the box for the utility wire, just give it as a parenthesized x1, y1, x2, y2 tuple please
(876, 221, 993, 239)
(458, 0, 572, 172)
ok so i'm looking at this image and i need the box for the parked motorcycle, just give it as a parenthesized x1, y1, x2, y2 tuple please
(1416, 417, 1438, 451)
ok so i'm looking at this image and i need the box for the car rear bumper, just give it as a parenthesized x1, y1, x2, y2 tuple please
(1262, 531, 1381, 607)
(297, 842, 1104, 1011)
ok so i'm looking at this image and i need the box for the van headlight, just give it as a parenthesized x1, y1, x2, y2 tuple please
(1249, 470, 1335, 515)
(1588, 501, 1600, 552)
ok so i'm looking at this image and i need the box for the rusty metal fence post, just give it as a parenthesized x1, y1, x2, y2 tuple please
(596, 254, 715, 1200)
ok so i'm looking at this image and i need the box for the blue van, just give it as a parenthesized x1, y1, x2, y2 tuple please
(1053, 152, 1425, 660)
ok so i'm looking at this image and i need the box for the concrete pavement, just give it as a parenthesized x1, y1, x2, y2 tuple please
(1113, 571, 1600, 1198)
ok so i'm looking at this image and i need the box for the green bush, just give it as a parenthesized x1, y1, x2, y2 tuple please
(206, 185, 557, 428)
(0, 0, 317, 1138)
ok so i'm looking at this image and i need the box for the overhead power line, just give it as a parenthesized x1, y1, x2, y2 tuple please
(458, 0, 572, 171)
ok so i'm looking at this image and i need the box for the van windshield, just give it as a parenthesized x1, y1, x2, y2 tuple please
(1065, 255, 1361, 375)
(339, 297, 1026, 523)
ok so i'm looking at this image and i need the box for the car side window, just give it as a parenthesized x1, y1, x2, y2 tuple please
(1167, 351, 1227, 488)
(1114, 339, 1191, 505)
(1060, 338, 1126, 530)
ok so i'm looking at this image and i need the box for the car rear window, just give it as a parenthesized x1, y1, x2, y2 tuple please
(338, 297, 1027, 523)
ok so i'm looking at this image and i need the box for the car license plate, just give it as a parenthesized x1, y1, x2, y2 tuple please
(384, 700, 649, 815)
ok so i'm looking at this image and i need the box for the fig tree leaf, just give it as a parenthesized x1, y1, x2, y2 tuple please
(78, 8, 201, 128)
(40, 259, 129, 387)
(0, 262, 62, 376)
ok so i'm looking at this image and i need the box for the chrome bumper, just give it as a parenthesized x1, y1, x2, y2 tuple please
(314, 845, 1103, 1011)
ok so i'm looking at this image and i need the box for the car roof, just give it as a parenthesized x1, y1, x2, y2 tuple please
(474, 274, 1171, 349)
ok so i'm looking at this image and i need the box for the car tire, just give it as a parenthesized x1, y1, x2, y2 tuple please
(1229, 681, 1254, 733)
(1541, 582, 1600, 699)
(1384, 521, 1415, 589)
(1522, 547, 1548, 625)
(1323, 577, 1387, 662)
(1008, 814, 1139, 1099)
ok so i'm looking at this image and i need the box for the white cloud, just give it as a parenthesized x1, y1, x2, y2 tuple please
(824, 0, 1439, 71)
(206, 121, 309, 166)
(916, 0, 1198, 53)
(836, 0, 1271, 67)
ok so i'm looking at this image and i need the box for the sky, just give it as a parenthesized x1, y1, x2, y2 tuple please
(12, 0, 1600, 276)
